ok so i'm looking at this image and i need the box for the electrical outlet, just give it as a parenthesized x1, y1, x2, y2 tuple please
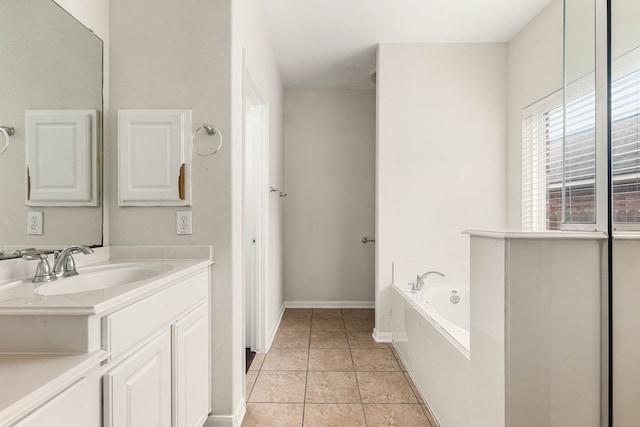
(27, 211, 43, 235)
(176, 211, 192, 235)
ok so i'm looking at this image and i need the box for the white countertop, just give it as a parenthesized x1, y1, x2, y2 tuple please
(0, 245, 213, 315)
(0, 259, 211, 315)
(0, 350, 109, 423)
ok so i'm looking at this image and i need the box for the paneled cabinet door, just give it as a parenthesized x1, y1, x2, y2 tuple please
(103, 330, 172, 427)
(172, 302, 210, 427)
(117, 109, 191, 206)
(25, 110, 98, 206)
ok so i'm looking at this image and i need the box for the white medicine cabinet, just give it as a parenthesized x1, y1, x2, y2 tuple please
(25, 110, 99, 206)
(117, 109, 192, 206)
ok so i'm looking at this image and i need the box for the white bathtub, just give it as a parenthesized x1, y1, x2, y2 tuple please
(392, 282, 471, 427)
(422, 284, 470, 352)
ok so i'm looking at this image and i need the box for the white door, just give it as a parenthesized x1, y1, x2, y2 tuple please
(103, 330, 172, 427)
(243, 69, 269, 352)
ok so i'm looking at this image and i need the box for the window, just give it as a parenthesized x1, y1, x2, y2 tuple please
(612, 49, 640, 226)
(522, 91, 563, 231)
(523, 47, 640, 231)
(563, 76, 597, 227)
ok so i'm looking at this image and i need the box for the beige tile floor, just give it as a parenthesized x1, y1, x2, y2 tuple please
(243, 308, 439, 426)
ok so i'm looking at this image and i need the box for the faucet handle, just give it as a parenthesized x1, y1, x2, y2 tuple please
(23, 253, 53, 283)
(13, 248, 36, 256)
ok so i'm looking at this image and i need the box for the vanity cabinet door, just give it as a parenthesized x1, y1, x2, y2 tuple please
(172, 302, 210, 427)
(103, 330, 172, 427)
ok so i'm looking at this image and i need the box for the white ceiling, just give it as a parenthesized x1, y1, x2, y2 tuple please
(258, 0, 553, 88)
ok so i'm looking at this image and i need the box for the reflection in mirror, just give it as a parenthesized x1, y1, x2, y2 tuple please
(611, 0, 640, 225)
(562, 0, 596, 226)
(0, 0, 103, 258)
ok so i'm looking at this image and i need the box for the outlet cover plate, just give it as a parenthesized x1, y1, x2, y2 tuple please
(27, 211, 43, 235)
(176, 211, 192, 235)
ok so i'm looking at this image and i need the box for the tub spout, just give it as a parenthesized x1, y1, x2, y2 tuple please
(413, 271, 445, 292)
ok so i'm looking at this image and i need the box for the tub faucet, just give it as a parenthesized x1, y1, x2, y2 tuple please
(412, 271, 445, 292)
(52, 245, 94, 279)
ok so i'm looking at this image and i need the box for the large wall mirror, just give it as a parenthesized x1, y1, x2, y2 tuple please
(0, 0, 103, 258)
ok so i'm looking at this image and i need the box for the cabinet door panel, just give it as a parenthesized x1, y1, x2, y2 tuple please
(117, 109, 191, 206)
(173, 302, 209, 427)
(25, 109, 98, 206)
(104, 330, 171, 427)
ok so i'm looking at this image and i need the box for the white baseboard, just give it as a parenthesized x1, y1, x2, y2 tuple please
(264, 303, 285, 353)
(204, 400, 246, 427)
(285, 300, 375, 309)
(372, 328, 393, 343)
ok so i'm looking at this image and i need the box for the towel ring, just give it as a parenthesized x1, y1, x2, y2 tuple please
(191, 124, 223, 157)
(0, 126, 15, 155)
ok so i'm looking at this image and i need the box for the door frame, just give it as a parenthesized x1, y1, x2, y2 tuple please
(242, 57, 270, 353)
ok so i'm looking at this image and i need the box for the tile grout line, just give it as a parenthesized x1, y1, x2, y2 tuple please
(301, 310, 314, 426)
(344, 309, 369, 427)
(391, 342, 436, 427)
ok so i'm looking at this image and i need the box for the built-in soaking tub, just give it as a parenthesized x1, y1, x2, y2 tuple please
(392, 271, 471, 427)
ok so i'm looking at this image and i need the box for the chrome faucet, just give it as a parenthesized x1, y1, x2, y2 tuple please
(52, 245, 94, 279)
(411, 271, 445, 293)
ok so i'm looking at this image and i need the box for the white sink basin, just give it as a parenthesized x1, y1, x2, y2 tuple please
(35, 263, 173, 296)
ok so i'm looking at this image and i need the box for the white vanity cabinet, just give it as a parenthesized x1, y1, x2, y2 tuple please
(104, 330, 172, 427)
(102, 270, 210, 427)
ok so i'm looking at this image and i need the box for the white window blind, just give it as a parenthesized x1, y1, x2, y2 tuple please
(612, 48, 640, 225)
(522, 46, 640, 231)
(563, 75, 597, 225)
(522, 91, 563, 231)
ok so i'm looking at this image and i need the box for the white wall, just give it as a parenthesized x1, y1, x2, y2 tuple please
(283, 89, 376, 305)
(506, 0, 563, 229)
(469, 235, 505, 427)
(108, 0, 235, 419)
(506, 236, 602, 426)
(613, 239, 640, 426)
(109, 0, 283, 423)
(376, 43, 507, 335)
(468, 232, 603, 427)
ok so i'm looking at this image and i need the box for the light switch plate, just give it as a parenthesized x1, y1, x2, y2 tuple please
(27, 211, 43, 235)
(176, 211, 192, 235)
